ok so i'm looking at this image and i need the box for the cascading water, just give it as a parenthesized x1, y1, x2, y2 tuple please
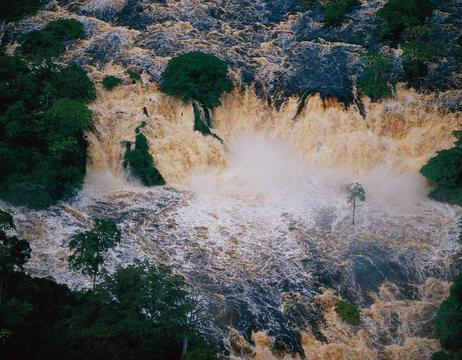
(5, 82, 462, 359)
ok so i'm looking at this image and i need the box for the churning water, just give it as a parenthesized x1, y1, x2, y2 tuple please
(5, 86, 462, 358)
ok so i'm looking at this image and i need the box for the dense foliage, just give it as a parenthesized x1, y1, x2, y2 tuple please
(0, 211, 219, 359)
(357, 51, 394, 100)
(335, 300, 360, 325)
(377, 0, 434, 40)
(0, 54, 95, 208)
(124, 132, 165, 186)
(20, 19, 86, 59)
(69, 219, 121, 289)
(420, 132, 462, 206)
(160, 51, 233, 109)
(0, 0, 42, 22)
(102, 75, 123, 90)
(0, 210, 31, 304)
(431, 275, 462, 359)
(322, 0, 360, 26)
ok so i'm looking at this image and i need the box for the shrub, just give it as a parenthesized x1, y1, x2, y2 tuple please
(50, 63, 96, 102)
(0, 54, 94, 208)
(127, 71, 141, 82)
(378, 0, 434, 40)
(20, 30, 65, 59)
(335, 300, 360, 325)
(102, 75, 123, 90)
(124, 133, 165, 186)
(402, 41, 437, 80)
(0, 0, 42, 22)
(420, 134, 462, 206)
(45, 18, 86, 40)
(357, 51, 394, 100)
(19, 18, 85, 59)
(323, 0, 360, 26)
(436, 276, 462, 352)
(160, 51, 233, 109)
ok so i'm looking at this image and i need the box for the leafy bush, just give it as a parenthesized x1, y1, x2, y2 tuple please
(322, 0, 360, 26)
(436, 276, 462, 352)
(20, 18, 85, 59)
(421, 131, 462, 206)
(378, 0, 434, 40)
(0, 54, 94, 208)
(335, 300, 360, 325)
(357, 51, 394, 100)
(0, 0, 42, 22)
(102, 75, 123, 90)
(127, 71, 142, 82)
(124, 133, 165, 186)
(160, 51, 233, 109)
(402, 41, 437, 80)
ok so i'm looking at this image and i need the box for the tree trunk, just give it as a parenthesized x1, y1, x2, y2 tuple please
(352, 198, 356, 225)
(93, 272, 97, 291)
(181, 337, 189, 360)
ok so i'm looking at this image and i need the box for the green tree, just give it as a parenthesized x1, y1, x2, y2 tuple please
(0, 54, 95, 209)
(0, 0, 42, 22)
(345, 183, 366, 225)
(435, 275, 462, 353)
(357, 50, 394, 100)
(160, 51, 233, 109)
(61, 261, 212, 359)
(322, 0, 360, 26)
(19, 19, 86, 60)
(124, 132, 165, 186)
(69, 219, 121, 290)
(378, 0, 434, 40)
(0, 210, 31, 305)
(335, 300, 360, 325)
(102, 75, 123, 90)
(402, 41, 437, 80)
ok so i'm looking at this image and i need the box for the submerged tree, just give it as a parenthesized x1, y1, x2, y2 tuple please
(69, 219, 121, 290)
(345, 183, 366, 225)
(160, 51, 233, 135)
(124, 132, 165, 186)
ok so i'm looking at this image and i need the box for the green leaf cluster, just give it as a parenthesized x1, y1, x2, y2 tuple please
(0, 210, 31, 287)
(377, 0, 434, 40)
(69, 219, 121, 288)
(322, 0, 360, 26)
(432, 275, 462, 359)
(0, 0, 43, 22)
(420, 132, 462, 206)
(102, 75, 123, 90)
(0, 54, 95, 209)
(160, 51, 233, 109)
(20, 19, 86, 60)
(335, 300, 360, 326)
(357, 51, 394, 100)
(127, 71, 142, 82)
(124, 132, 165, 186)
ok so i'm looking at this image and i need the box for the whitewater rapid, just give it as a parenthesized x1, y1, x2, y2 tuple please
(5, 84, 462, 358)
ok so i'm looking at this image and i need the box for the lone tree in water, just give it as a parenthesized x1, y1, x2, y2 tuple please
(69, 219, 121, 290)
(345, 183, 366, 225)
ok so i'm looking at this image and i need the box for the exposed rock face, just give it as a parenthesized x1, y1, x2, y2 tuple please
(2, 0, 461, 104)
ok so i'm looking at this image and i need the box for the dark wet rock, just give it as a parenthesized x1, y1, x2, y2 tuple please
(3, 0, 461, 102)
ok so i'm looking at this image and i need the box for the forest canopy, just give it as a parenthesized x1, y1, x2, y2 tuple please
(0, 54, 95, 209)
